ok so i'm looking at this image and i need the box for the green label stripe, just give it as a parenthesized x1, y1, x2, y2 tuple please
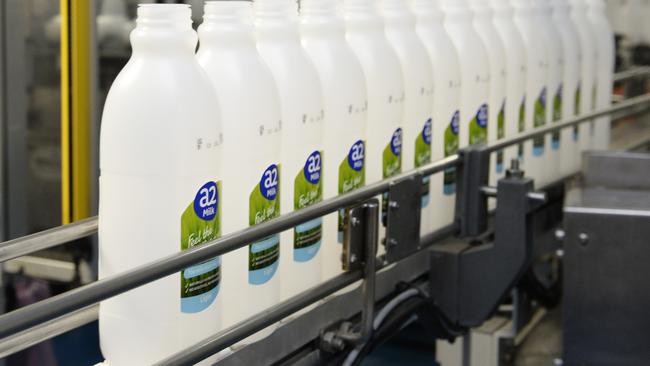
(518, 96, 526, 134)
(294, 152, 323, 210)
(552, 85, 563, 148)
(293, 152, 323, 257)
(249, 237, 280, 271)
(574, 84, 581, 140)
(518, 97, 526, 159)
(248, 166, 281, 282)
(469, 104, 488, 146)
(416, 119, 432, 207)
(338, 142, 365, 243)
(338, 150, 365, 195)
(180, 181, 221, 313)
(294, 223, 322, 250)
(444, 111, 460, 195)
(415, 131, 432, 168)
(496, 100, 505, 172)
(382, 144, 401, 178)
(533, 88, 547, 155)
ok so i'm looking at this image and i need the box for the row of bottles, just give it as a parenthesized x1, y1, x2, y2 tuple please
(98, 0, 614, 364)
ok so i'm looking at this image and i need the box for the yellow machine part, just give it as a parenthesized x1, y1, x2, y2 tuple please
(60, 0, 91, 224)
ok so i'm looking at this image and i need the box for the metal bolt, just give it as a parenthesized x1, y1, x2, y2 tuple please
(350, 217, 360, 227)
(389, 201, 399, 209)
(553, 358, 564, 366)
(578, 233, 589, 246)
(555, 249, 565, 258)
(555, 229, 566, 242)
(387, 238, 398, 247)
(510, 158, 520, 171)
(350, 254, 358, 263)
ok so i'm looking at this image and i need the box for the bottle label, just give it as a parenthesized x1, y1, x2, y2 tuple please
(552, 84, 563, 150)
(381, 128, 403, 222)
(180, 180, 222, 314)
(591, 84, 598, 136)
(469, 103, 488, 146)
(338, 140, 366, 243)
(383, 128, 403, 179)
(518, 96, 526, 160)
(416, 118, 433, 208)
(533, 88, 547, 156)
(444, 111, 460, 195)
(496, 100, 506, 174)
(248, 164, 281, 285)
(293, 151, 323, 262)
(574, 83, 581, 141)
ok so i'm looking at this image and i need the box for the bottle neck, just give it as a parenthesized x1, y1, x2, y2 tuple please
(130, 4, 197, 56)
(343, 0, 384, 31)
(254, 0, 300, 39)
(300, 0, 346, 37)
(490, 0, 514, 18)
(199, 1, 256, 47)
(379, 0, 416, 25)
(470, 1, 492, 22)
(254, 0, 299, 22)
(411, 0, 444, 22)
(441, 0, 472, 21)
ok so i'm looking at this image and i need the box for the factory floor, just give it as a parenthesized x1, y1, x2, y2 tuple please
(362, 309, 563, 366)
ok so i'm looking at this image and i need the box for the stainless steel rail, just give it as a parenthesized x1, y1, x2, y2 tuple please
(613, 66, 650, 82)
(0, 70, 646, 266)
(156, 224, 456, 366)
(0, 217, 98, 263)
(0, 305, 98, 359)
(486, 93, 650, 154)
(0, 155, 458, 340)
(0, 86, 649, 360)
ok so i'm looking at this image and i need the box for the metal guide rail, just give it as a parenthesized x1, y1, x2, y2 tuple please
(1, 87, 650, 363)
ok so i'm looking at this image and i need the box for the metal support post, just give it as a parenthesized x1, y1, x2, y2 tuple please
(320, 200, 379, 349)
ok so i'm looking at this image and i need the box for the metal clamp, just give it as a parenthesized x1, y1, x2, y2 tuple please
(321, 200, 379, 351)
(430, 159, 546, 327)
(384, 173, 423, 263)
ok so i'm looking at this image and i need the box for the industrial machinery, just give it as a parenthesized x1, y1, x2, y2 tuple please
(0, 84, 650, 364)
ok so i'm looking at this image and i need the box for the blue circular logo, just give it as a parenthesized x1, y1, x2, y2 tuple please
(391, 128, 403, 156)
(260, 164, 279, 201)
(422, 118, 432, 145)
(476, 104, 488, 128)
(451, 111, 460, 135)
(194, 181, 218, 221)
(348, 140, 365, 172)
(304, 151, 322, 185)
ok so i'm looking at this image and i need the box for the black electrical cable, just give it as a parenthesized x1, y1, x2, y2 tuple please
(347, 296, 467, 366)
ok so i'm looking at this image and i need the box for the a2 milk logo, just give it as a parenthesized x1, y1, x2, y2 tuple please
(451, 111, 460, 136)
(422, 119, 432, 145)
(391, 128, 403, 156)
(348, 140, 365, 171)
(194, 181, 218, 221)
(476, 104, 488, 129)
(261, 164, 279, 201)
(304, 151, 322, 184)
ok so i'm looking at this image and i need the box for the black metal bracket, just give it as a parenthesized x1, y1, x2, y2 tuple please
(430, 156, 546, 328)
(385, 173, 423, 263)
(454, 145, 491, 238)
